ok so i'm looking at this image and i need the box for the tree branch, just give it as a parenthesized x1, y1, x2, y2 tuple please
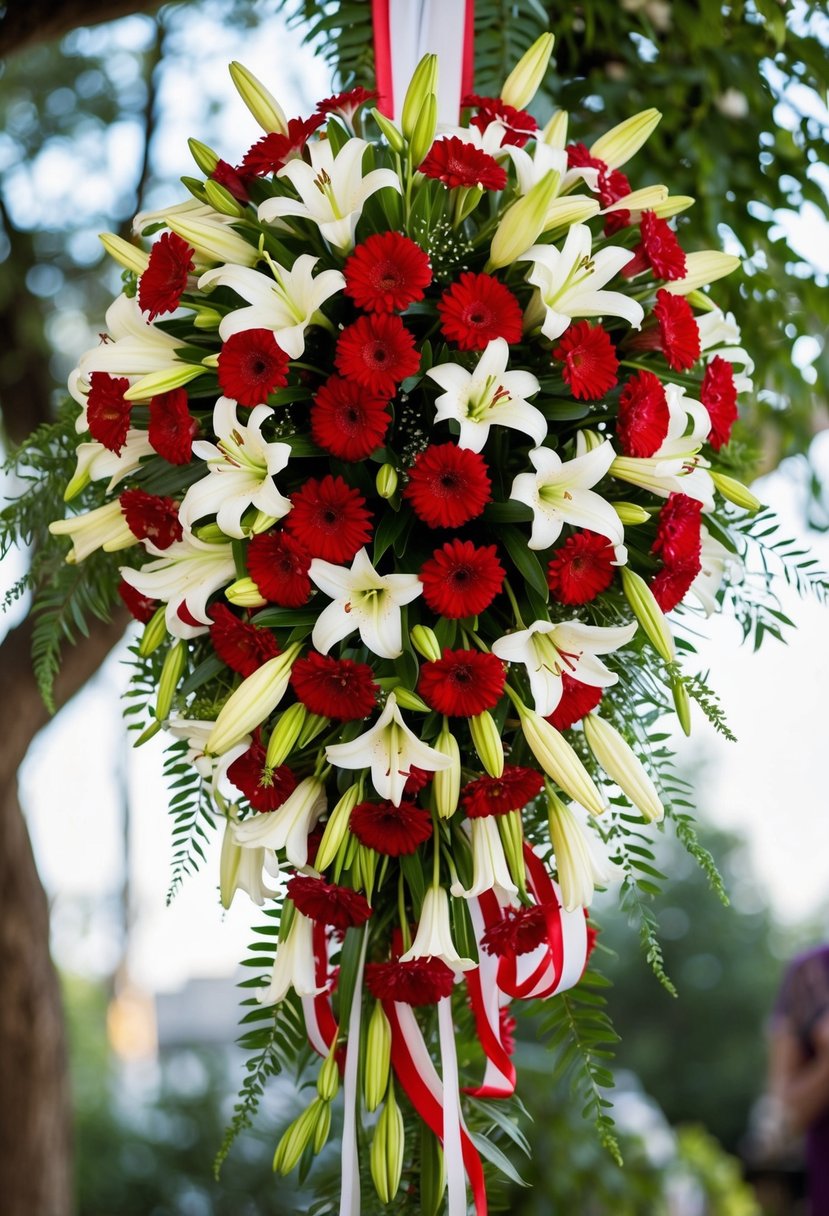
(0, 0, 164, 57)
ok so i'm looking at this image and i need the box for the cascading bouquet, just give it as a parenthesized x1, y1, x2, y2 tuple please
(45, 32, 762, 1216)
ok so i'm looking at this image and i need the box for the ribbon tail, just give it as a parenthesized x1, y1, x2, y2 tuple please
(302, 921, 339, 1057)
(438, 996, 467, 1216)
(338, 929, 368, 1216)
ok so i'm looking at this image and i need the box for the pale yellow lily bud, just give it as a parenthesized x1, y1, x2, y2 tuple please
(433, 721, 461, 819)
(354, 842, 378, 898)
(489, 170, 560, 269)
(314, 783, 361, 872)
(371, 109, 406, 154)
(516, 700, 605, 816)
(602, 184, 668, 215)
(188, 137, 220, 176)
(577, 427, 604, 452)
(297, 713, 328, 749)
(225, 577, 267, 608)
(542, 108, 568, 149)
(272, 1098, 327, 1174)
(613, 502, 651, 526)
(546, 788, 611, 911)
(470, 711, 504, 778)
(620, 567, 676, 663)
(663, 251, 741, 295)
(194, 523, 229, 543)
(583, 712, 664, 823)
(370, 1085, 405, 1205)
(410, 625, 442, 663)
(313, 1099, 332, 1154)
(249, 510, 279, 535)
(316, 1039, 340, 1102)
(364, 1001, 392, 1112)
(219, 808, 242, 910)
(685, 289, 718, 312)
(409, 91, 438, 168)
(99, 232, 149, 275)
(402, 54, 438, 140)
(376, 463, 398, 499)
(155, 639, 186, 722)
(191, 305, 223, 330)
(590, 108, 661, 169)
(133, 720, 162, 748)
(672, 676, 692, 737)
(63, 466, 91, 502)
(207, 643, 302, 755)
(542, 195, 600, 234)
(501, 32, 555, 110)
(497, 809, 527, 896)
(420, 1128, 446, 1216)
(392, 686, 430, 713)
(266, 703, 307, 769)
(652, 195, 695, 219)
(710, 470, 761, 513)
(204, 180, 246, 218)
(165, 215, 259, 268)
(123, 363, 203, 403)
(229, 61, 287, 134)
(138, 605, 168, 658)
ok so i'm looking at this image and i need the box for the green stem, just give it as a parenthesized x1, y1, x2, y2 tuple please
(503, 579, 526, 629)
(398, 872, 411, 951)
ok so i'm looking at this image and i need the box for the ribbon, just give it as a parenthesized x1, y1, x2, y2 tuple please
(301, 920, 339, 1058)
(372, 0, 476, 124)
(464, 895, 516, 1099)
(339, 930, 368, 1216)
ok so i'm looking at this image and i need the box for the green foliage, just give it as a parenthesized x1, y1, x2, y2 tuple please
(163, 738, 217, 903)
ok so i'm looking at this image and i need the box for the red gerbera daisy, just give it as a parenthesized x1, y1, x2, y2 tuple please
(148, 388, 199, 465)
(310, 376, 390, 461)
(227, 743, 298, 812)
(138, 231, 194, 320)
(653, 289, 700, 372)
(547, 531, 617, 605)
(364, 958, 455, 1005)
(290, 652, 378, 721)
(418, 136, 507, 191)
(460, 766, 544, 818)
(622, 212, 687, 282)
(240, 114, 324, 176)
(547, 673, 603, 731)
(350, 799, 433, 857)
(316, 86, 378, 121)
(418, 649, 506, 717)
(119, 488, 182, 550)
(652, 493, 703, 567)
(86, 372, 132, 454)
(117, 578, 157, 623)
(481, 904, 548, 957)
(552, 321, 619, 400)
(285, 476, 372, 564)
(210, 158, 251, 204)
(335, 313, 420, 397)
(403, 444, 491, 529)
(701, 355, 738, 450)
(463, 93, 538, 148)
(344, 232, 432, 314)
(246, 530, 312, 607)
(616, 370, 670, 457)
(217, 328, 290, 407)
(419, 539, 504, 619)
(650, 561, 699, 613)
(437, 272, 523, 351)
(286, 875, 372, 930)
(208, 603, 280, 677)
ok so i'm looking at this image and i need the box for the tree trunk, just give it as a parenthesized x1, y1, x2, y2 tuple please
(0, 0, 161, 56)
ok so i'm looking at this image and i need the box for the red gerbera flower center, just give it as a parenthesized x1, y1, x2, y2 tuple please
(547, 531, 617, 605)
(653, 289, 700, 372)
(460, 766, 544, 818)
(418, 136, 507, 191)
(350, 799, 433, 857)
(403, 443, 491, 529)
(286, 875, 372, 930)
(701, 355, 738, 451)
(437, 272, 523, 351)
(148, 387, 199, 465)
(208, 603, 280, 677)
(552, 320, 619, 401)
(227, 742, 298, 812)
(419, 539, 504, 619)
(290, 652, 378, 721)
(364, 958, 455, 1005)
(344, 231, 432, 314)
(335, 313, 420, 397)
(418, 649, 506, 718)
(285, 476, 372, 564)
(138, 231, 194, 321)
(310, 376, 390, 461)
(120, 488, 182, 550)
(616, 370, 670, 457)
(481, 904, 548, 957)
(547, 673, 603, 731)
(246, 530, 312, 607)
(217, 328, 290, 407)
(86, 372, 132, 454)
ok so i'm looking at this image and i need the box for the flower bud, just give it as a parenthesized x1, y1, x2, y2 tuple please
(497, 809, 527, 896)
(433, 722, 461, 819)
(401, 53, 438, 139)
(317, 1040, 340, 1102)
(123, 362, 203, 403)
(99, 232, 150, 275)
(470, 711, 504, 778)
(155, 639, 186, 722)
(392, 686, 429, 713)
(314, 782, 361, 872)
(516, 701, 605, 816)
(685, 288, 718, 312)
(229, 61, 287, 134)
(364, 1001, 391, 1112)
(188, 137, 220, 176)
(663, 251, 741, 296)
(138, 605, 168, 657)
(672, 675, 692, 737)
(207, 643, 302, 755)
(542, 196, 600, 234)
(49, 500, 136, 563)
(489, 170, 560, 269)
(620, 567, 676, 663)
(420, 1126, 446, 1216)
(547, 789, 612, 911)
(590, 108, 661, 169)
(272, 1098, 326, 1174)
(582, 712, 664, 823)
(409, 91, 438, 168)
(652, 194, 695, 219)
(375, 463, 398, 499)
(501, 32, 555, 110)
(354, 842, 378, 898)
(602, 184, 668, 217)
(132, 719, 162, 748)
(371, 109, 406, 154)
(612, 502, 651, 526)
(410, 625, 442, 663)
(165, 215, 259, 267)
(710, 470, 761, 513)
(225, 576, 267, 608)
(191, 305, 223, 330)
(266, 702, 307, 769)
(204, 179, 246, 218)
(541, 108, 568, 149)
(297, 712, 328, 749)
(370, 1086, 405, 1204)
(313, 1098, 332, 1154)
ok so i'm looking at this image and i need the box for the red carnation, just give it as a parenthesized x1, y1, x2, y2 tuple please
(419, 539, 504, 619)
(463, 93, 538, 148)
(404, 767, 433, 795)
(344, 232, 432, 314)
(547, 673, 603, 730)
(138, 231, 194, 320)
(701, 355, 738, 450)
(210, 158, 251, 204)
(616, 370, 670, 457)
(335, 313, 420, 397)
(148, 388, 199, 464)
(566, 143, 632, 231)
(240, 114, 324, 176)
(119, 489, 182, 550)
(285, 476, 372, 564)
(652, 493, 702, 567)
(654, 289, 700, 372)
(553, 321, 619, 401)
(418, 649, 505, 718)
(246, 530, 312, 607)
(650, 562, 699, 613)
(623, 212, 687, 282)
(418, 136, 507, 191)
(286, 876, 372, 930)
(117, 578, 157, 623)
(460, 766, 544, 818)
(547, 531, 617, 605)
(403, 443, 491, 529)
(350, 799, 433, 857)
(437, 272, 523, 351)
(365, 958, 455, 1005)
(481, 904, 548, 957)
(316, 87, 378, 121)
(208, 603, 280, 677)
(217, 328, 290, 407)
(310, 376, 390, 461)
(227, 743, 298, 812)
(86, 373, 132, 454)
(290, 652, 378, 721)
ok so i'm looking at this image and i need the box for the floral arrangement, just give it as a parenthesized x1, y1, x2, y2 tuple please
(44, 33, 765, 1216)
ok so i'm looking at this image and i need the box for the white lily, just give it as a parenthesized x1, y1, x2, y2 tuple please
(179, 397, 291, 539)
(49, 500, 138, 563)
(258, 909, 322, 1005)
(76, 294, 199, 402)
(164, 716, 250, 791)
(450, 817, 518, 901)
(697, 308, 755, 394)
(398, 886, 475, 972)
(506, 140, 598, 199)
(509, 440, 626, 552)
(234, 776, 327, 868)
(325, 692, 452, 807)
(520, 224, 644, 341)
(427, 337, 545, 453)
(133, 198, 236, 237)
(610, 384, 714, 509)
(119, 534, 237, 639)
(547, 794, 615, 911)
(199, 255, 345, 360)
(492, 619, 637, 717)
(689, 525, 734, 616)
(220, 806, 280, 909)
(259, 138, 401, 252)
(64, 432, 156, 500)
(309, 548, 422, 660)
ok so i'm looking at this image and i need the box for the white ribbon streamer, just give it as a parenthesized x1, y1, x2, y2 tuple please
(339, 931, 368, 1216)
(438, 995, 467, 1216)
(388, 0, 469, 124)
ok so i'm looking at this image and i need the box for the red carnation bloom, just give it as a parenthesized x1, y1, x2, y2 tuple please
(481, 904, 548, 957)
(227, 743, 298, 812)
(148, 388, 199, 464)
(291, 652, 378, 721)
(463, 93, 538, 148)
(286, 875, 372, 929)
(404, 443, 491, 529)
(547, 531, 617, 605)
(616, 370, 670, 457)
(335, 313, 420, 397)
(419, 539, 504, 619)
(138, 231, 194, 320)
(623, 212, 687, 282)
(418, 649, 505, 718)
(566, 143, 632, 232)
(120, 489, 182, 550)
(547, 673, 603, 730)
(701, 355, 738, 450)
(240, 114, 324, 176)
(364, 958, 455, 1006)
(316, 87, 378, 121)
(654, 289, 700, 372)
(217, 328, 290, 407)
(650, 562, 699, 613)
(460, 766, 544, 818)
(285, 476, 372, 564)
(652, 493, 703, 567)
(553, 321, 619, 400)
(404, 766, 432, 795)
(344, 232, 432, 314)
(310, 376, 390, 461)
(208, 603, 280, 677)
(350, 799, 433, 857)
(246, 530, 312, 607)
(86, 373, 132, 454)
(117, 578, 157, 623)
(437, 272, 523, 351)
(419, 136, 507, 191)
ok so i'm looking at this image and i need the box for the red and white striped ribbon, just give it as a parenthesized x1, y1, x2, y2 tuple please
(372, 0, 475, 124)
